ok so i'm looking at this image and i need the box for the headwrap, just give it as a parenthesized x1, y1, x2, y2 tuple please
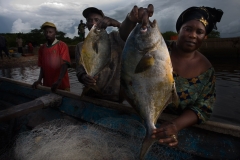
(176, 6, 223, 35)
(41, 22, 57, 30)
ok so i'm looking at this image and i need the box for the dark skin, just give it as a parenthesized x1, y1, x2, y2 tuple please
(119, 5, 212, 147)
(78, 12, 121, 87)
(119, 4, 154, 41)
(32, 27, 69, 92)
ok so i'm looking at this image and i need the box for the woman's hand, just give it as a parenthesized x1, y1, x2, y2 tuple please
(119, 4, 154, 41)
(96, 16, 121, 29)
(152, 121, 179, 147)
(32, 80, 42, 89)
(128, 4, 154, 29)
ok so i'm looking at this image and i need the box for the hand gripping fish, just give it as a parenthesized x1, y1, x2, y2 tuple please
(80, 25, 111, 94)
(121, 20, 179, 159)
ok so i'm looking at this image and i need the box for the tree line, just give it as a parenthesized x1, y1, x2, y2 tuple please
(1, 29, 80, 48)
(1, 29, 220, 48)
(161, 30, 220, 40)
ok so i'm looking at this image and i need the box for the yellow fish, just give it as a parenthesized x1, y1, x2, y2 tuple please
(80, 25, 111, 94)
(81, 25, 111, 77)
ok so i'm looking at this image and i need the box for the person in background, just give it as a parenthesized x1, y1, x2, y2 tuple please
(16, 35, 23, 54)
(78, 20, 86, 41)
(119, 5, 223, 147)
(32, 22, 71, 92)
(165, 40, 173, 52)
(0, 35, 11, 59)
(28, 41, 33, 53)
(75, 7, 125, 102)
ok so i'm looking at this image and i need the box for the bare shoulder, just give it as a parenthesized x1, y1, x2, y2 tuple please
(196, 51, 212, 72)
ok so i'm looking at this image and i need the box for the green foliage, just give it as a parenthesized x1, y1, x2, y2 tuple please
(161, 30, 221, 40)
(1, 29, 81, 48)
(2, 29, 221, 48)
(207, 30, 220, 38)
(162, 31, 178, 40)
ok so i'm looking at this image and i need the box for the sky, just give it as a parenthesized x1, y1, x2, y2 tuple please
(0, 0, 240, 38)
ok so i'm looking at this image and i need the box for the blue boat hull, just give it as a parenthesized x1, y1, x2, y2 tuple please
(0, 77, 240, 159)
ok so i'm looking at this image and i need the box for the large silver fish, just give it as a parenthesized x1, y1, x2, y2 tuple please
(81, 25, 111, 77)
(121, 20, 179, 159)
(80, 25, 111, 94)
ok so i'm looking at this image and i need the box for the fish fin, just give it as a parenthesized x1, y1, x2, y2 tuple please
(92, 40, 98, 54)
(81, 87, 90, 97)
(135, 54, 155, 73)
(172, 81, 179, 107)
(139, 137, 156, 160)
(153, 83, 179, 124)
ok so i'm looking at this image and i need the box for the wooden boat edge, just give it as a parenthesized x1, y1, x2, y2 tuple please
(1, 77, 240, 138)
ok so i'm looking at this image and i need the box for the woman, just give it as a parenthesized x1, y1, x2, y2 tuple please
(119, 5, 223, 147)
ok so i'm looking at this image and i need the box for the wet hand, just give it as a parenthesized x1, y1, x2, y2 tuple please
(32, 80, 42, 89)
(80, 74, 98, 87)
(96, 16, 121, 29)
(51, 80, 61, 92)
(128, 4, 154, 29)
(152, 121, 179, 147)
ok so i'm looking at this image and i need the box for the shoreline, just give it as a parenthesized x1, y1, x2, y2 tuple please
(0, 54, 38, 69)
(0, 54, 76, 69)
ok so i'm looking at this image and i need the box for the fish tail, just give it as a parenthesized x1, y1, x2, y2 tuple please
(139, 136, 156, 160)
(81, 85, 102, 97)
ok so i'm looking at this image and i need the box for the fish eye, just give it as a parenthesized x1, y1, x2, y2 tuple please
(96, 29, 101, 32)
(140, 27, 147, 33)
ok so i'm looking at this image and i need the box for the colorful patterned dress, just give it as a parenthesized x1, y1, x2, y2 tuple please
(167, 67, 216, 124)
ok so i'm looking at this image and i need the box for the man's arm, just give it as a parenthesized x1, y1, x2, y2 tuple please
(96, 16, 121, 29)
(51, 63, 68, 92)
(32, 68, 43, 89)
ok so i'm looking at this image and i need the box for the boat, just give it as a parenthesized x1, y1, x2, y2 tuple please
(0, 77, 240, 159)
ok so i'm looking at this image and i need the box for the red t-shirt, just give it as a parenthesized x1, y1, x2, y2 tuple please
(38, 41, 70, 90)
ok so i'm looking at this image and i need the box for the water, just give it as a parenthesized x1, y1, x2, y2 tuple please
(0, 67, 83, 95)
(0, 58, 239, 126)
(210, 58, 240, 126)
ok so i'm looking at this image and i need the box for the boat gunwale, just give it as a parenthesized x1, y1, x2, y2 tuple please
(1, 77, 240, 138)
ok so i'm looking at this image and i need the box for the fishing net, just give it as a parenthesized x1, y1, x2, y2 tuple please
(14, 119, 137, 160)
(11, 118, 196, 160)
(1, 112, 239, 160)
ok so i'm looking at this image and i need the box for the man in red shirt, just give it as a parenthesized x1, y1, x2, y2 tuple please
(32, 22, 71, 92)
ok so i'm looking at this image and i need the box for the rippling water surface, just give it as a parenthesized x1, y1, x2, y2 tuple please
(0, 58, 239, 126)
